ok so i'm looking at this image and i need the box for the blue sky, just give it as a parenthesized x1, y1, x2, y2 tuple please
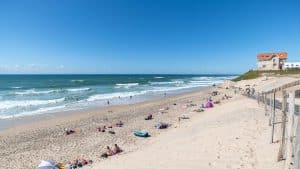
(0, 0, 299, 74)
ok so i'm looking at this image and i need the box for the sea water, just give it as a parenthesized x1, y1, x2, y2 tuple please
(0, 74, 237, 119)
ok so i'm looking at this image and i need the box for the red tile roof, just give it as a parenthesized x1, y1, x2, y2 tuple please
(257, 52, 288, 61)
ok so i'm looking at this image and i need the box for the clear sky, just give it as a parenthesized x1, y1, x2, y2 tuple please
(0, 0, 299, 74)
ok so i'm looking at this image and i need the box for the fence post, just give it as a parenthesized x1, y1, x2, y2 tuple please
(286, 91, 296, 169)
(292, 117, 300, 169)
(278, 90, 287, 161)
(264, 93, 268, 116)
(269, 93, 273, 126)
(271, 91, 276, 143)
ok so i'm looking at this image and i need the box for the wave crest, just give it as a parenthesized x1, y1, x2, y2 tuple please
(0, 98, 65, 109)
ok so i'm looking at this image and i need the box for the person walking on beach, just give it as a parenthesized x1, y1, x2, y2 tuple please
(107, 100, 110, 105)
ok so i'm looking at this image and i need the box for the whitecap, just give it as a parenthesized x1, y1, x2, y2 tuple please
(14, 89, 57, 95)
(149, 81, 184, 85)
(87, 91, 146, 102)
(115, 83, 139, 86)
(67, 87, 91, 92)
(0, 105, 66, 119)
(0, 98, 65, 109)
(115, 83, 139, 88)
(71, 80, 85, 82)
(11, 86, 22, 89)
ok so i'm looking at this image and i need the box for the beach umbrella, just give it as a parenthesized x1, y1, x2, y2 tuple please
(38, 160, 58, 169)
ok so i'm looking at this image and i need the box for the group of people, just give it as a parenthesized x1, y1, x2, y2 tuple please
(97, 121, 124, 133)
(66, 159, 93, 169)
(101, 144, 122, 158)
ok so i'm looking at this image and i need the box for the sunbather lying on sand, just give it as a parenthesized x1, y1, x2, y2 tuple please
(65, 159, 93, 169)
(193, 108, 204, 112)
(178, 114, 190, 120)
(115, 121, 123, 127)
(65, 129, 75, 135)
(97, 126, 106, 132)
(145, 114, 153, 120)
(108, 130, 115, 134)
(213, 100, 221, 104)
(155, 122, 168, 129)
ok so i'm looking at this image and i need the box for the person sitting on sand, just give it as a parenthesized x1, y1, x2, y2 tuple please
(101, 146, 114, 158)
(144, 114, 153, 120)
(113, 144, 122, 154)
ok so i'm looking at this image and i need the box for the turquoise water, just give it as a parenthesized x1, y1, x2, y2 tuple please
(0, 74, 237, 119)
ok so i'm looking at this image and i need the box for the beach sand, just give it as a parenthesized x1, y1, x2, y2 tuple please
(92, 94, 283, 169)
(0, 82, 284, 169)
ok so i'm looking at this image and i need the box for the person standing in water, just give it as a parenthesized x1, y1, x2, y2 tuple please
(107, 100, 110, 105)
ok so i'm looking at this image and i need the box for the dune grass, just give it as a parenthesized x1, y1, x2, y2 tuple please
(232, 69, 300, 82)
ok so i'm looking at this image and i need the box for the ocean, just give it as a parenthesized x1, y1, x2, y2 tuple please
(0, 74, 237, 119)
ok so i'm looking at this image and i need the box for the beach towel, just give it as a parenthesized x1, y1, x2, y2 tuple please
(134, 131, 149, 137)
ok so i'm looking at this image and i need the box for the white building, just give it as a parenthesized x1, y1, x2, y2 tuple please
(257, 52, 288, 70)
(284, 62, 300, 69)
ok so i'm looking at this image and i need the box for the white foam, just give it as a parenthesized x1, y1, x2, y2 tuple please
(189, 80, 222, 84)
(154, 77, 165, 79)
(149, 81, 184, 85)
(115, 83, 139, 86)
(115, 83, 139, 88)
(11, 86, 22, 89)
(149, 84, 204, 92)
(0, 105, 66, 119)
(14, 89, 57, 95)
(0, 98, 65, 109)
(87, 91, 146, 102)
(67, 87, 91, 92)
(71, 80, 85, 82)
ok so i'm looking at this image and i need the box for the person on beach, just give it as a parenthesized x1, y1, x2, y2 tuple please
(145, 114, 153, 120)
(113, 144, 122, 154)
(101, 146, 113, 158)
(107, 100, 110, 105)
(130, 95, 132, 99)
(115, 121, 123, 127)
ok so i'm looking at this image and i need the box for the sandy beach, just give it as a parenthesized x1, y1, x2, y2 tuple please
(0, 81, 285, 169)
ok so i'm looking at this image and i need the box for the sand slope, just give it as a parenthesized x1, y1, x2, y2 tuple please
(91, 96, 283, 169)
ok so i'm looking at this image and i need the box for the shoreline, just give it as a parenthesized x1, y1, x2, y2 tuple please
(0, 85, 217, 169)
(0, 87, 208, 132)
